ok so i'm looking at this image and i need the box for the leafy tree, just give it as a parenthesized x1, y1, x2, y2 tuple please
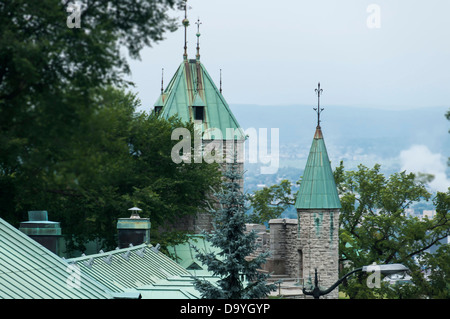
(335, 162, 449, 298)
(0, 0, 183, 225)
(193, 158, 276, 299)
(414, 244, 450, 299)
(247, 179, 296, 224)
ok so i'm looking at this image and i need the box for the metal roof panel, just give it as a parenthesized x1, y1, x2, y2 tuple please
(0, 217, 112, 299)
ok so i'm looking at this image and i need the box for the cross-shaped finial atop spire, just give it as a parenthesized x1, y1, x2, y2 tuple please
(313, 82, 324, 128)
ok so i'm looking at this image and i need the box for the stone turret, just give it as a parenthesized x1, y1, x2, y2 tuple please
(294, 124, 341, 299)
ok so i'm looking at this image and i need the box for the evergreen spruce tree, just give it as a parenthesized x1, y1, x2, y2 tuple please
(192, 157, 276, 299)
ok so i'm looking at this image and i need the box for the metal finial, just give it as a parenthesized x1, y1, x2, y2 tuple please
(220, 69, 222, 94)
(161, 68, 164, 94)
(195, 18, 202, 61)
(182, 0, 189, 59)
(313, 82, 324, 128)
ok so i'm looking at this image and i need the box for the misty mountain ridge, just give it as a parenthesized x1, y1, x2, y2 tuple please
(229, 104, 450, 193)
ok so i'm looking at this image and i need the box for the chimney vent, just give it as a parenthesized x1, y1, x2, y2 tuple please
(19, 211, 62, 255)
(117, 207, 151, 249)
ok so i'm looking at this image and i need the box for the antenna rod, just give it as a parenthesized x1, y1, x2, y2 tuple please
(313, 82, 324, 128)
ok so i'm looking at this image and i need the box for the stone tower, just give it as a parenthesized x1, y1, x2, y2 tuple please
(294, 122, 341, 298)
(153, 12, 245, 233)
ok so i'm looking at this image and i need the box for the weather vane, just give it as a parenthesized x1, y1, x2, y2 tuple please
(195, 18, 202, 60)
(313, 82, 324, 128)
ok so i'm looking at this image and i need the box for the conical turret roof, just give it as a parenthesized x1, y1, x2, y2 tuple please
(295, 126, 341, 210)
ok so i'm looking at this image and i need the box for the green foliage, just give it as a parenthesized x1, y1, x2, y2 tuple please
(335, 162, 450, 298)
(335, 161, 450, 298)
(193, 159, 276, 299)
(247, 179, 297, 224)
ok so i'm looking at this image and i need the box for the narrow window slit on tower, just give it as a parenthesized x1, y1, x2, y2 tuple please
(194, 106, 204, 121)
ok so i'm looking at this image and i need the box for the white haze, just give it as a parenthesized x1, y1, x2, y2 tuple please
(400, 145, 450, 193)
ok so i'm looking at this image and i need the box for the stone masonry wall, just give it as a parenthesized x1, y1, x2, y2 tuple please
(265, 211, 340, 299)
(296, 209, 340, 299)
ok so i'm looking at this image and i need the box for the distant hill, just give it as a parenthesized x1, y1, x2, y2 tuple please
(230, 104, 449, 149)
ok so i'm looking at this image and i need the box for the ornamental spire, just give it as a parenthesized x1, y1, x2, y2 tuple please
(182, 0, 189, 60)
(195, 18, 202, 61)
(313, 82, 324, 128)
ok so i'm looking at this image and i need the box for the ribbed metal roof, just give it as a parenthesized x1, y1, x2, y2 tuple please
(0, 217, 112, 299)
(167, 235, 222, 277)
(295, 127, 342, 210)
(156, 60, 245, 140)
(68, 243, 191, 293)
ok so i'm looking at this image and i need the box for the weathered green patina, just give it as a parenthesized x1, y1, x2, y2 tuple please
(155, 59, 245, 141)
(295, 126, 341, 209)
(0, 217, 113, 299)
(19, 211, 61, 236)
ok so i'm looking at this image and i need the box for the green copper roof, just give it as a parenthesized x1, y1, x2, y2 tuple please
(0, 217, 112, 299)
(69, 243, 190, 294)
(167, 235, 222, 277)
(192, 92, 205, 107)
(295, 127, 341, 210)
(157, 60, 245, 140)
(134, 276, 219, 299)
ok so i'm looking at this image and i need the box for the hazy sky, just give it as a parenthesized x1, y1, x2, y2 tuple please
(127, 0, 450, 112)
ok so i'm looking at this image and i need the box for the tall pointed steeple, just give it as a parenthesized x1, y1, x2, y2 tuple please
(295, 83, 341, 210)
(153, 7, 244, 140)
(294, 83, 341, 299)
